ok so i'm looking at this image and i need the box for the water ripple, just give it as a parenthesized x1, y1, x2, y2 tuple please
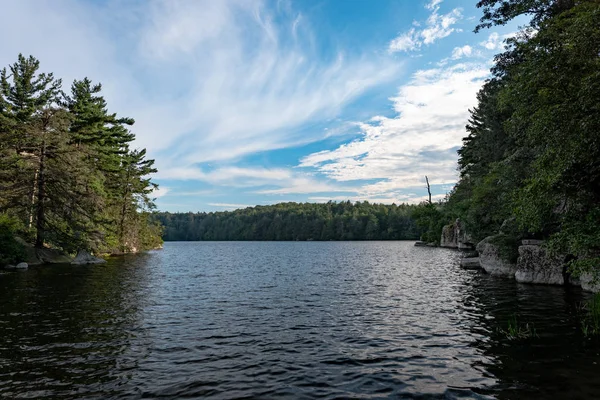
(1, 241, 599, 399)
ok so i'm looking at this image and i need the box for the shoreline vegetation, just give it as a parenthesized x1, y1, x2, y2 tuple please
(410, 0, 600, 290)
(0, 55, 162, 268)
(155, 202, 422, 242)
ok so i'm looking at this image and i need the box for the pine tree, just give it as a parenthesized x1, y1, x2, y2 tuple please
(0, 54, 63, 246)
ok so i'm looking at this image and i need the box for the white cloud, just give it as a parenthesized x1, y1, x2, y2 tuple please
(389, 29, 421, 53)
(156, 165, 352, 197)
(299, 63, 489, 199)
(421, 8, 462, 45)
(152, 186, 170, 198)
(425, 0, 444, 11)
(389, 2, 462, 53)
(156, 166, 292, 187)
(479, 31, 518, 51)
(255, 176, 353, 195)
(451, 45, 473, 59)
(208, 203, 253, 210)
(134, 0, 400, 172)
(480, 32, 501, 50)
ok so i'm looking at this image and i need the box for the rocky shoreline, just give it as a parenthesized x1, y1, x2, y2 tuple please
(416, 219, 599, 293)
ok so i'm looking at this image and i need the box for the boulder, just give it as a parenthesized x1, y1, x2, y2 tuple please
(36, 248, 73, 264)
(515, 245, 564, 285)
(460, 257, 481, 270)
(440, 224, 457, 248)
(476, 235, 518, 277)
(580, 273, 600, 293)
(440, 219, 474, 250)
(15, 262, 28, 270)
(71, 250, 106, 265)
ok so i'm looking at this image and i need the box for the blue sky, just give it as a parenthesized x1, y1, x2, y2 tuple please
(1, 0, 522, 212)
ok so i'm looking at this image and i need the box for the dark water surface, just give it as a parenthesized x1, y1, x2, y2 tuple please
(1, 241, 600, 399)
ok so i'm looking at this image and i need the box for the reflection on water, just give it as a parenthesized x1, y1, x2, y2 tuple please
(0, 242, 599, 399)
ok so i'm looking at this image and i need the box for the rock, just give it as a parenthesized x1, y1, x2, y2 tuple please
(462, 251, 479, 258)
(580, 273, 600, 293)
(460, 257, 481, 270)
(36, 248, 73, 264)
(71, 250, 106, 265)
(15, 262, 28, 270)
(440, 224, 457, 248)
(476, 235, 518, 277)
(440, 219, 475, 250)
(414, 241, 437, 247)
(4, 265, 16, 270)
(515, 245, 564, 285)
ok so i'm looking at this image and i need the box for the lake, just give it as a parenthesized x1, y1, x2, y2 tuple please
(1, 241, 599, 399)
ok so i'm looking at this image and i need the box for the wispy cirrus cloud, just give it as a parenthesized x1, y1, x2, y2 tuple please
(389, 0, 463, 53)
(1, 0, 401, 186)
(135, 0, 401, 173)
(156, 165, 352, 196)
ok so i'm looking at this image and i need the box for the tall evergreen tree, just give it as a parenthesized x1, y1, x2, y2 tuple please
(0, 55, 162, 256)
(0, 54, 63, 246)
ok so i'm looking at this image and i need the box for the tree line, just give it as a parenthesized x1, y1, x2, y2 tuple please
(415, 0, 600, 276)
(155, 201, 422, 241)
(0, 55, 162, 264)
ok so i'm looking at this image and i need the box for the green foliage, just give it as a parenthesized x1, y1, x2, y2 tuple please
(156, 201, 422, 241)
(581, 293, 600, 337)
(0, 55, 162, 255)
(437, 1, 600, 273)
(411, 202, 446, 244)
(475, 0, 576, 32)
(0, 213, 25, 265)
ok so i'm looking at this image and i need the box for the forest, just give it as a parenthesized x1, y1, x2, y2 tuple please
(155, 201, 422, 241)
(0, 55, 162, 265)
(416, 0, 600, 278)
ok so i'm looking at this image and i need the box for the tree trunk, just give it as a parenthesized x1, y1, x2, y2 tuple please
(425, 176, 432, 205)
(119, 169, 131, 253)
(35, 143, 46, 248)
(119, 200, 127, 253)
(28, 169, 38, 229)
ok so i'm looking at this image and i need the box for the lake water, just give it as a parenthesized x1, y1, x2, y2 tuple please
(1, 241, 599, 399)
